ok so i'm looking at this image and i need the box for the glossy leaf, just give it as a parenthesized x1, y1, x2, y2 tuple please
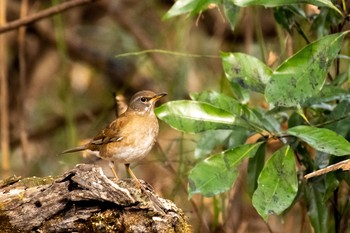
(222, 52, 272, 93)
(231, 0, 341, 15)
(155, 100, 248, 133)
(164, 0, 341, 18)
(265, 32, 348, 107)
(163, 0, 219, 19)
(190, 90, 242, 115)
(304, 182, 328, 233)
(287, 126, 350, 156)
(252, 146, 298, 221)
(188, 142, 262, 197)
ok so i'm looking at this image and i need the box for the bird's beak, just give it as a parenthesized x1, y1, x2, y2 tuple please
(150, 92, 167, 103)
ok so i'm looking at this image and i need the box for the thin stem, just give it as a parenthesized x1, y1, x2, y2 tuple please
(115, 49, 220, 59)
(293, 21, 310, 44)
(0, 0, 98, 34)
(315, 114, 350, 127)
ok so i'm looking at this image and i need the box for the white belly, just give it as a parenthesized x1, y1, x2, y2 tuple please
(112, 133, 156, 163)
(106, 117, 159, 164)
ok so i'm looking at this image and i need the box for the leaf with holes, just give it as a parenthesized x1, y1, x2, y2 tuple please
(252, 146, 298, 221)
(265, 31, 348, 107)
(231, 0, 341, 15)
(222, 52, 272, 93)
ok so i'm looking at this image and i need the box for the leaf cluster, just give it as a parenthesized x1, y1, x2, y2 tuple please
(158, 0, 350, 231)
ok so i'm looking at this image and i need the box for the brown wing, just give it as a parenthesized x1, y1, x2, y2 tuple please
(88, 118, 124, 148)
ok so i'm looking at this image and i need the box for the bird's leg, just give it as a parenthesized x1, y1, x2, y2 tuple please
(109, 161, 119, 179)
(125, 163, 165, 214)
(125, 163, 142, 188)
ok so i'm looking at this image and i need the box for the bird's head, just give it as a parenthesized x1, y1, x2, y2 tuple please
(128, 90, 167, 114)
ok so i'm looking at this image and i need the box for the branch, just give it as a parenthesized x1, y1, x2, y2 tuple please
(304, 159, 350, 179)
(0, 164, 191, 232)
(0, 0, 99, 34)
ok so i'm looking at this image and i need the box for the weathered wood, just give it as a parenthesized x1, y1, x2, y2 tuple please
(0, 164, 191, 232)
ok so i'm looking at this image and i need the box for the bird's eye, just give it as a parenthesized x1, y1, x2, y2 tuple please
(140, 97, 147, 102)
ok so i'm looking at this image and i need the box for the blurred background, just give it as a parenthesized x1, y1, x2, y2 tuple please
(0, 0, 325, 232)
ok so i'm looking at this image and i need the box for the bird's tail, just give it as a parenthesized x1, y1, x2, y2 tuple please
(60, 145, 87, 154)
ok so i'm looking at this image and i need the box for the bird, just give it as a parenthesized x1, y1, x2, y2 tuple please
(61, 90, 167, 186)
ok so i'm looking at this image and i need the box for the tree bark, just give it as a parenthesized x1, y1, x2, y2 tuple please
(0, 164, 191, 232)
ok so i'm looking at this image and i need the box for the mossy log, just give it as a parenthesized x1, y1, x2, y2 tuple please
(0, 164, 191, 232)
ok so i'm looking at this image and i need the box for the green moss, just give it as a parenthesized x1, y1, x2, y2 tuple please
(16, 176, 56, 188)
(0, 175, 21, 188)
(89, 209, 121, 232)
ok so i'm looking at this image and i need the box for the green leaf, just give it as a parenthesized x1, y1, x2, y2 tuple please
(190, 90, 242, 115)
(331, 72, 349, 86)
(230, 82, 250, 103)
(323, 173, 339, 202)
(303, 85, 350, 106)
(231, 0, 341, 15)
(164, 0, 341, 19)
(287, 126, 350, 156)
(194, 130, 233, 159)
(226, 127, 251, 148)
(325, 100, 350, 137)
(155, 100, 248, 133)
(223, 0, 242, 31)
(273, 5, 307, 33)
(194, 128, 249, 159)
(311, 7, 343, 37)
(265, 31, 348, 107)
(288, 112, 305, 128)
(222, 52, 272, 93)
(163, 0, 219, 19)
(252, 146, 298, 221)
(304, 182, 328, 233)
(247, 143, 266, 195)
(247, 107, 281, 133)
(188, 142, 262, 197)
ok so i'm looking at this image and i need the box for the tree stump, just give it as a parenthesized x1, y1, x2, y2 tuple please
(0, 164, 191, 232)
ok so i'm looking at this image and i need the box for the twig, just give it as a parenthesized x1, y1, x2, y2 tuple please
(304, 159, 350, 179)
(115, 49, 219, 59)
(0, 0, 10, 177)
(18, 0, 29, 165)
(315, 114, 350, 127)
(0, 0, 99, 34)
